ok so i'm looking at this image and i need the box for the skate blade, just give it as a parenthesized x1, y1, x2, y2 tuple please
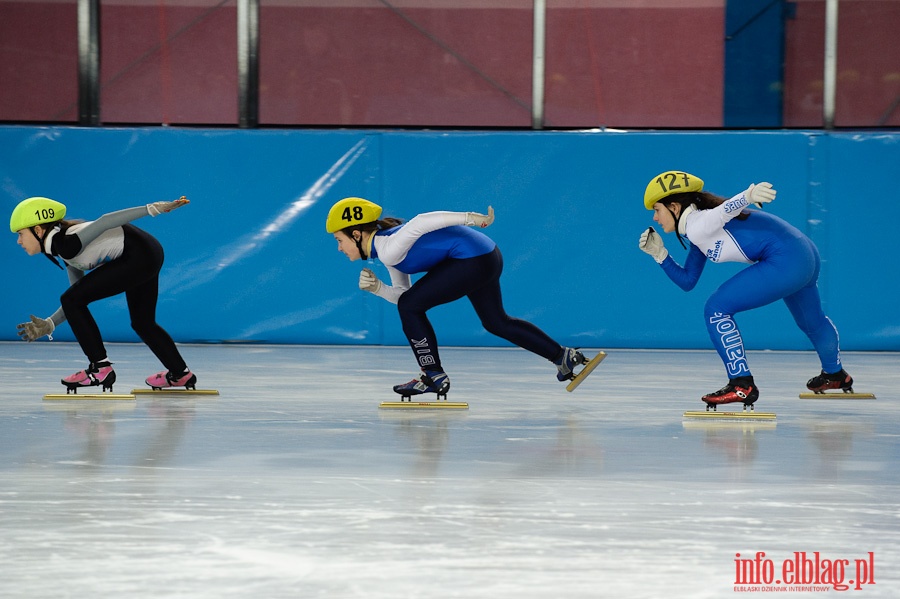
(43, 393, 135, 401)
(683, 410, 776, 421)
(798, 392, 875, 399)
(131, 389, 219, 395)
(379, 401, 468, 410)
(565, 351, 607, 392)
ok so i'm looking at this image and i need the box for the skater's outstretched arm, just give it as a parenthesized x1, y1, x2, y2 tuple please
(376, 208, 492, 266)
(48, 197, 189, 259)
(688, 183, 776, 238)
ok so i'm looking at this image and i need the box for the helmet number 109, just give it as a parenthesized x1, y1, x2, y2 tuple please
(342, 206, 364, 223)
(34, 208, 55, 220)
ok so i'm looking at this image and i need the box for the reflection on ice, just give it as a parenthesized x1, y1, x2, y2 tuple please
(1, 343, 898, 598)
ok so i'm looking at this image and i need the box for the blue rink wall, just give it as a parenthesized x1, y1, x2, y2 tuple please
(1, 125, 897, 351)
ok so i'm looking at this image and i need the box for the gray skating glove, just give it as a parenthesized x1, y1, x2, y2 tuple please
(464, 206, 494, 228)
(148, 196, 190, 217)
(639, 227, 668, 264)
(17, 314, 55, 342)
(359, 268, 382, 294)
(746, 182, 776, 208)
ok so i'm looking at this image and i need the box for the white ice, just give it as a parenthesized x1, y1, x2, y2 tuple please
(1, 342, 898, 598)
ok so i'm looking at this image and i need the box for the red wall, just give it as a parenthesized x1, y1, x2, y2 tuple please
(1, 1, 897, 127)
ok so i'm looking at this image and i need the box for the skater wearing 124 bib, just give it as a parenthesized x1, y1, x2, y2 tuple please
(637, 171, 854, 410)
(326, 197, 596, 399)
(11, 195, 196, 393)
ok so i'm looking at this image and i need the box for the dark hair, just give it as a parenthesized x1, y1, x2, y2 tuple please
(336, 217, 403, 237)
(661, 191, 751, 221)
(55, 218, 85, 233)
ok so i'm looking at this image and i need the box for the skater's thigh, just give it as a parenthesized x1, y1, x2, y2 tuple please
(401, 253, 498, 312)
(63, 256, 146, 306)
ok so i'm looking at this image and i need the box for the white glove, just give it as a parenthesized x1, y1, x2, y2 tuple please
(638, 227, 668, 264)
(148, 196, 190, 217)
(359, 268, 382, 294)
(746, 182, 776, 207)
(16, 314, 55, 342)
(464, 206, 494, 228)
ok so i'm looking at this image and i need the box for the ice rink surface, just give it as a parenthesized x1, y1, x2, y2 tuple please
(1, 341, 898, 598)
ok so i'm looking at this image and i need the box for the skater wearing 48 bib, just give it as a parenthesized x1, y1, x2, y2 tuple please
(326, 197, 591, 399)
(11, 196, 197, 393)
(637, 171, 854, 410)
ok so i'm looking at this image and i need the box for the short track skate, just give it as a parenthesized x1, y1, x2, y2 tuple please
(380, 371, 468, 409)
(565, 351, 607, 392)
(683, 408, 776, 422)
(798, 390, 875, 400)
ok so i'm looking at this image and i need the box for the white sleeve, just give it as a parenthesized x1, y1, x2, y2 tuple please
(376, 211, 467, 266)
(685, 192, 750, 239)
(370, 264, 411, 305)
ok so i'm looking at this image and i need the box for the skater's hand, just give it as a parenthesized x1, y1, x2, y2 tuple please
(639, 227, 668, 264)
(148, 196, 190, 217)
(359, 268, 382, 294)
(16, 314, 54, 342)
(746, 182, 776, 208)
(465, 206, 494, 228)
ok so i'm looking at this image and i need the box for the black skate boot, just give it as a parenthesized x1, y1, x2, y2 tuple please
(393, 370, 450, 401)
(806, 369, 854, 394)
(701, 376, 759, 411)
(554, 347, 587, 381)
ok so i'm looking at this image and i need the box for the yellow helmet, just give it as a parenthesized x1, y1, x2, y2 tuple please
(643, 171, 704, 210)
(10, 196, 67, 232)
(325, 197, 383, 233)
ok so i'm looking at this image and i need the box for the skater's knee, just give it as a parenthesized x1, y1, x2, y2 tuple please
(130, 319, 160, 338)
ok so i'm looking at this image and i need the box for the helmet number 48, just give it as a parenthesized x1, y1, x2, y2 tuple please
(342, 206, 364, 223)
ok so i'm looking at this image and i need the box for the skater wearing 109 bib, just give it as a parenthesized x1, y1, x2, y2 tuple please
(326, 197, 596, 399)
(637, 171, 854, 410)
(11, 195, 197, 393)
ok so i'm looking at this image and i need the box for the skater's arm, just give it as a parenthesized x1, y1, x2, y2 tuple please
(50, 198, 188, 258)
(45, 267, 82, 327)
(691, 183, 776, 237)
(377, 209, 491, 266)
(659, 244, 707, 291)
(359, 265, 409, 304)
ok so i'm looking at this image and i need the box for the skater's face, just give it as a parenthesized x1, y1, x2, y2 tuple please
(652, 203, 679, 233)
(334, 230, 363, 261)
(15, 226, 43, 256)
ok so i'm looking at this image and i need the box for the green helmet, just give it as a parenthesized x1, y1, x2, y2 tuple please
(10, 197, 67, 232)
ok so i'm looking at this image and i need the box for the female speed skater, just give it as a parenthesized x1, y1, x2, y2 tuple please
(11, 195, 197, 393)
(326, 196, 594, 399)
(636, 170, 854, 409)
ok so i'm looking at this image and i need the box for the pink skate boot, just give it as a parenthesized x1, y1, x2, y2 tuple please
(145, 369, 197, 390)
(61, 361, 116, 394)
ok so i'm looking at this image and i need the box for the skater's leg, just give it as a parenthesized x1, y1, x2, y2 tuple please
(782, 240, 842, 374)
(396, 253, 497, 371)
(467, 275, 561, 360)
(60, 256, 138, 363)
(122, 230, 187, 373)
(396, 271, 452, 372)
(126, 280, 188, 375)
(704, 251, 814, 379)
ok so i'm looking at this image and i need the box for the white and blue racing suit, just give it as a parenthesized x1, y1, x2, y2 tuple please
(657, 193, 841, 379)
